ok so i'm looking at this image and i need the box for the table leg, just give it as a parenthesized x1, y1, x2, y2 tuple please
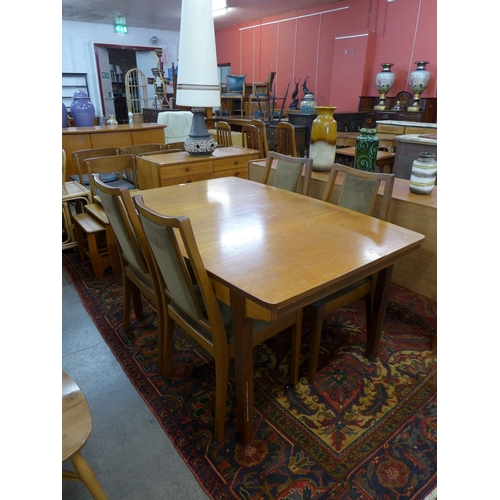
(365, 265, 393, 360)
(230, 289, 255, 447)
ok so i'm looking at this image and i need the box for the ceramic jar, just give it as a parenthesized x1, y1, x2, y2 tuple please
(299, 93, 317, 114)
(309, 106, 337, 172)
(71, 90, 95, 127)
(409, 152, 437, 194)
(62, 103, 68, 128)
(106, 114, 118, 125)
(354, 128, 379, 172)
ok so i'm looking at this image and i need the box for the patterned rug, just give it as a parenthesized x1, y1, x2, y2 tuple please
(63, 249, 437, 499)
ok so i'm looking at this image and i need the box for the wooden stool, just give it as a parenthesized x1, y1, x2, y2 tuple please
(62, 372, 107, 499)
(72, 213, 110, 278)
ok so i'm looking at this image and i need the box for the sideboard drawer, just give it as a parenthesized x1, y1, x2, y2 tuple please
(214, 154, 256, 172)
(163, 161, 214, 178)
(213, 167, 248, 179)
(405, 126, 437, 135)
(376, 124, 405, 134)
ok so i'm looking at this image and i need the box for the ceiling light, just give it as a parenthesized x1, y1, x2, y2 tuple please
(212, 0, 227, 15)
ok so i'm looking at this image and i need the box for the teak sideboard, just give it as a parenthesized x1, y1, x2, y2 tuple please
(62, 123, 166, 181)
(135, 147, 261, 189)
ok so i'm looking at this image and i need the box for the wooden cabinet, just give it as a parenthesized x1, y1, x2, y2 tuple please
(359, 96, 437, 127)
(62, 123, 166, 181)
(135, 147, 260, 189)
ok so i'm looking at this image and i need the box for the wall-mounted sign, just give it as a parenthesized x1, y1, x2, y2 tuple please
(101, 72, 110, 79)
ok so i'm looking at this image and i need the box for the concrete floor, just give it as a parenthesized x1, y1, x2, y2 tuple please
(62, 268, 210, 499)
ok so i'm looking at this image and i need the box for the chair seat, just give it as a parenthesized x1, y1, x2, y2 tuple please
(107, 179, 135, 190)
(221, 93, 244, 98)
(311, 278, 370, 308)
(70, 172, 120, 186)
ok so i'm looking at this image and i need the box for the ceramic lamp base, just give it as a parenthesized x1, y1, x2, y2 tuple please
(184, 108, 217, 155)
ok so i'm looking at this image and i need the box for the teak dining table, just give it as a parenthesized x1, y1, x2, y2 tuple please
(138, 176, 424, 446)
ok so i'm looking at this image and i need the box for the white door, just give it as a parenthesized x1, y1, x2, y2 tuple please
(95, 46, 116, 117)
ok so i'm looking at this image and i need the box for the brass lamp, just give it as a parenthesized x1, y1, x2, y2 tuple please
(176, 0, 220, 155)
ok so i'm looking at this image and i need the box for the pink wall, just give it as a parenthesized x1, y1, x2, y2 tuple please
(215, 0, 436, 113)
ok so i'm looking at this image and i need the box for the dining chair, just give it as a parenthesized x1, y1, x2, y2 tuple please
(119, 143, 164, 156)
(62, 371, 107, 500)
(71, 147, 120, 186)
(275, 122, 298, 157)
(306, 163, 395, 383)
(134, 195, 303, 441)
(220, 74, 246, 117)
(137, 149, 184, 157)
(215, 121, 233, 147)
(262, 151, 313, 196)
(250, 119, 269, 158)
(94, 176, 163, 338)
(84, 154, 138, 199)
(241, 124, 263, 156)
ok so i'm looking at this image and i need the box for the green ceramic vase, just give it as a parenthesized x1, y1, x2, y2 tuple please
(354, 128, 379, 172)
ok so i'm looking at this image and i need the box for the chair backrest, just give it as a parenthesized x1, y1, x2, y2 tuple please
(119, 143, 163, 155)
(134, 195, 228, 350)
(253, 72, 276, 96)
(84, 154, 137, 198)
(226, 75, 246, 94)
(215, 121, 233, 147)
(241, 124, 262, 155)
(250, 119, 269, 157)
(322, 163, 395, 221)
(275, 122, 298, 157)
(262, 152, 313, 196)
(71, 147, 120, 185)
(62, 149, 67, 185)
(94, 176, 155, 278)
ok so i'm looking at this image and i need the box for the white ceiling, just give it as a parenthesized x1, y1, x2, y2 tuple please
(62, 0, 343, 32)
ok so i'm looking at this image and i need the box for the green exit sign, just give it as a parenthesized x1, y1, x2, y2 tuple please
(114, 24, 128, 34)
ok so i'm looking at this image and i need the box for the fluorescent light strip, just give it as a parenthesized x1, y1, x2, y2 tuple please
(335, 33, 369, 40)
(239, 6, 349, 30)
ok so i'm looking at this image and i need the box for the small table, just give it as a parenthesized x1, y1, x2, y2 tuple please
(139, 177, 424, 445)
(335, 146, 395, 173)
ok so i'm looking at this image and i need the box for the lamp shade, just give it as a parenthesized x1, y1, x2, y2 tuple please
(176, 0, 221, 108)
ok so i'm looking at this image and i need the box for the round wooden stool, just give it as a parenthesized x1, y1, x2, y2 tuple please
(62, 371, 107, 499)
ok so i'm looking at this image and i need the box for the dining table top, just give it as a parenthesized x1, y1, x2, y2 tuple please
(138, 176, 424, 319)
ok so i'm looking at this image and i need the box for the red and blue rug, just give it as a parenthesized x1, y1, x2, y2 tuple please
(63, 249, 437, 499)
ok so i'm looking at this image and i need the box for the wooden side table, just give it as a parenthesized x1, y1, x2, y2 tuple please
(335, 147, 395, 173)
(62, 371, 107, 499)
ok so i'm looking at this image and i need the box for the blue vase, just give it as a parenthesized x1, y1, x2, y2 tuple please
(62, 103, 68, 128)
(71, 90, 95, 127)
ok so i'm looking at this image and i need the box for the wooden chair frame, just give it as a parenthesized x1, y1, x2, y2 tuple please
(71, 147, 120, 186)
(241, 124, 262, 156)
(220, 74, 246, 117)
(134, 195, 303, 441)
(306, 163, 395, 383)
(215, 121, 233, 147)
(262, 151, 313, 196)
(275, 122, 298, 157)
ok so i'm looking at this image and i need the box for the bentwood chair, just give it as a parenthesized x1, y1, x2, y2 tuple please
(71, 147, 120, 186)
(241, 124, 263, 156)
(94, 176, 163, 341)
(262, 152, 313, 196)
(250, 119, 269, 158)
(306, 164, 395, 383)
(275, 122, 298, 157)
(220, 74, 246, 116)
(215, 121, 233, 147)
(134, 195, 303, 441)
(62, 372, 107, 500)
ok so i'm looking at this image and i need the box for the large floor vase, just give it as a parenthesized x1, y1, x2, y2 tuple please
(309, 106, 337, 171)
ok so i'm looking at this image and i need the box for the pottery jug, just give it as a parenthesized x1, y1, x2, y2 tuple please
(309, 106, 337, 171)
